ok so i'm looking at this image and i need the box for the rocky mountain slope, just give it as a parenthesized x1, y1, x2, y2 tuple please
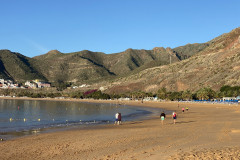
(1, 27, 239, 93)
(32, 43, 209, 83)
(105, 27, 240, 93)
(32, 47, 185, 83)
(0, 50, 46, 82)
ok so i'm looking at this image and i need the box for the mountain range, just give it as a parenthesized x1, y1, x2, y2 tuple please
(1, 27, 240, 94)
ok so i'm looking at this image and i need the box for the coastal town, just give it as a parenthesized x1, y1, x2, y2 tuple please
(0, 79, 51, 89)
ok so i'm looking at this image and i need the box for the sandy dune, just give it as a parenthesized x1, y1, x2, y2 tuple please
(0, 100, 240, 160)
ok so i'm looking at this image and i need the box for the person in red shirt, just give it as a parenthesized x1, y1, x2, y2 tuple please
(172, 112, 177, 124)
(182, 108, 185, 113)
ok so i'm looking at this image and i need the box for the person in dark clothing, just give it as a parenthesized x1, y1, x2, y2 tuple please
(118, 113, 122, 125)
(160, 111, 166, 125)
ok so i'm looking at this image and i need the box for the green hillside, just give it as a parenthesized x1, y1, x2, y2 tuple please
(0, 50, 46, 82)
(2, 28, 234, 87)
(0, 41, 206, 84)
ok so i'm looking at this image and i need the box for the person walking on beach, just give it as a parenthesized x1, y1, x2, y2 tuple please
(172, 112, 177, 124)
(160, 111, 166, 125)
(115, 112, 119, 125)
(182, 107, 185, 113)
(118, 113, 122, 125)
(186, 107, 189, 111)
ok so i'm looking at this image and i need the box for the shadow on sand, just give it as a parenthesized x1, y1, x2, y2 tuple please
(127, 121, 143, 125)
(175, 121, 196, 124)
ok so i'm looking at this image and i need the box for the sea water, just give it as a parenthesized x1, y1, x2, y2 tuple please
(0, 99, 165, 140)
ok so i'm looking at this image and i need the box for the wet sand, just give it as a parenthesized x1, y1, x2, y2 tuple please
(0, 99, 240, 159)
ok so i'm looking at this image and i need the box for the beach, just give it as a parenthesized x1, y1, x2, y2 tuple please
(0, 99, 240, 160)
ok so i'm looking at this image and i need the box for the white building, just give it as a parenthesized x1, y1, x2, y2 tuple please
(0, 79, 4, 84)
(25, 81, 37, 88)
(0, 79, 18, 88)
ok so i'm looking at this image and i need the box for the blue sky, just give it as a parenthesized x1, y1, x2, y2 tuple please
(1, 0, 240, 57)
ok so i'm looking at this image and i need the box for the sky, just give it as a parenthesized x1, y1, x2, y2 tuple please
(1, 0, 240, 57)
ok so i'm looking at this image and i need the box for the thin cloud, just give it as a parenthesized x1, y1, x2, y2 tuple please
(24, 37, 49, 54)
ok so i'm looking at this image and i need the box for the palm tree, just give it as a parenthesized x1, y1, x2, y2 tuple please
(157, 87, 167, 100)
(196, 88, 215, 100)
(182, 90, 193, 101)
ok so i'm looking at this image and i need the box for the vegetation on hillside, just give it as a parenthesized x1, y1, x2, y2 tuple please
(0, 40, 205, 84)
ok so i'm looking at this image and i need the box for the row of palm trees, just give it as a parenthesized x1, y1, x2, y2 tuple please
(126, 85, 240, 101)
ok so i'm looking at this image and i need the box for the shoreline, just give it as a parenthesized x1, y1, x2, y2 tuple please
(1, 98, 240, 159)
(1, 96, 239, 105)
(0, 97, 165, 141)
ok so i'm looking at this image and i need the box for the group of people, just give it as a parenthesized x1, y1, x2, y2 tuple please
(182, 107, 189, 113)
(160, 111, 177, 125)
(114, 112, 122, 125)
(160, 105, 189, 125)
(114, 104, 188, 125)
